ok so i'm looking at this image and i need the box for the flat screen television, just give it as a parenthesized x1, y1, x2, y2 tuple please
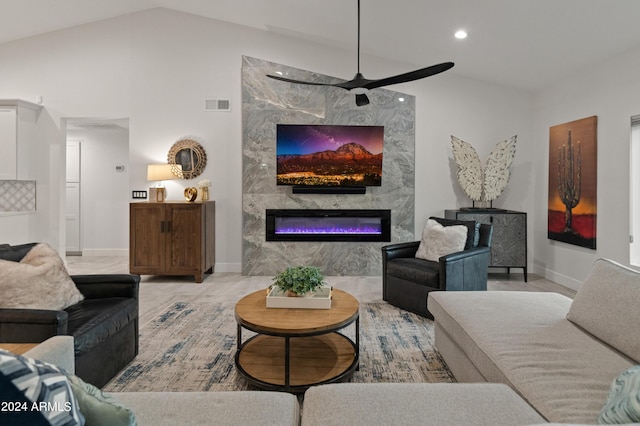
(276, 124, 384, 188)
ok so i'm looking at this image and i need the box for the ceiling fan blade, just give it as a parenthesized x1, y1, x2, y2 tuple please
(355, 93, 370, 106)
(363, 62, 455, 89)
(266, 74, 341, 87)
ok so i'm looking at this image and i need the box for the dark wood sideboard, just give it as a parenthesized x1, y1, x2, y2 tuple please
(130, 201, 215, 283)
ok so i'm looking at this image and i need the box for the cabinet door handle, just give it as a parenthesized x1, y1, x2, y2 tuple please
(160, 221, 166, 233)
(166, 221, 171, 233)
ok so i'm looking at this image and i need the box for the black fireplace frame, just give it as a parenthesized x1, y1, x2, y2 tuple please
(266, 209, 391, 242)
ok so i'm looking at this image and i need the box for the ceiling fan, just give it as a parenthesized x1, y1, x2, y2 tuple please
(266, 0, 454, 106)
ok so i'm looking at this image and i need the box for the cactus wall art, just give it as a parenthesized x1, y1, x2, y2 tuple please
(548, 116, 597, 249)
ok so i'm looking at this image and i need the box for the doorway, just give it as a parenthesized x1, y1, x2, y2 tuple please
(65, 118, 130, 256)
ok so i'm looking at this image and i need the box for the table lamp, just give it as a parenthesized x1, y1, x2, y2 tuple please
(147, 164, 181, 202)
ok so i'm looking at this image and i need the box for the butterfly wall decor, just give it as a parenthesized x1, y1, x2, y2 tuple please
(451, 135, 517, 204)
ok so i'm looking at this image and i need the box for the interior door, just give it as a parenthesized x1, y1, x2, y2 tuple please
(66, 141, 81, 254)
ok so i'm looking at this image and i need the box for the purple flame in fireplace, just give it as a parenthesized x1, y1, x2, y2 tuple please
(274, 217, 382, 235)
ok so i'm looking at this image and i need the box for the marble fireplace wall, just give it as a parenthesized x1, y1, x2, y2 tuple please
(242, 56, 415, 275)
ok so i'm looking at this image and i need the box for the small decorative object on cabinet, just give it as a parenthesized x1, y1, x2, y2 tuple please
(184, 187, 198, 202)
(198, 179, 211, 201)
(130, 201, 215, 283)
(445, 209, 527, 282)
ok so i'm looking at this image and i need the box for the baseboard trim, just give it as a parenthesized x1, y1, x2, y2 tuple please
(532, 264, 581, 291)
(82, 249, 129, 257)
(214, 263, 242, 273)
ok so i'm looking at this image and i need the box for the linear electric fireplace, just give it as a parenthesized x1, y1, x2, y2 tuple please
(266, 209, 391, 242)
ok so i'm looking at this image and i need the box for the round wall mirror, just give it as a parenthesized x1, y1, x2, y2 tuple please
(168, 138, 207, 180)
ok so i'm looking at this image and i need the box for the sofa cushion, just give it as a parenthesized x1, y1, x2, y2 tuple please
(416, 219, 467, 261)
(386, 257, 439, 288)
(428, 291, 635, 424)
(114, 391, 300, 426)
(66, 298, 138, 356)
(301, 383, 546, 426)
(598, 365, 640, 424)
(0, 349, 84, 425)
(566, 258, 640, 363)
(0, 243, 85, 310)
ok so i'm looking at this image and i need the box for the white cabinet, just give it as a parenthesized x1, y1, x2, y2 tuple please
(0, 107, 17, 179)
(0, 100, 42, 180)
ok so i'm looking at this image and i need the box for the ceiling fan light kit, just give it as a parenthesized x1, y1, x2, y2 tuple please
(266, 0, 454, 106)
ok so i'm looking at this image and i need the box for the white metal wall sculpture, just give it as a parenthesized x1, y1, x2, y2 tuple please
(451, 135, 517, 205)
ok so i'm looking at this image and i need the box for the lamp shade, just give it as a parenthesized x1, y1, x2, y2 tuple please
(147, 164, 179, 181)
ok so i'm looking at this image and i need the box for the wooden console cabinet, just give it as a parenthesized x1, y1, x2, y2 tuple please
(445, 209, 527, 282)
(130, 201, 215, 283)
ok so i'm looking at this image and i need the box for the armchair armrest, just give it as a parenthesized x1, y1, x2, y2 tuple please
(381, 241, 421, 261)
(439, 246, 492, 291)
(440, 246, 491, 263)
(0, 309, 69, 343)
(71, 274, 140, 299)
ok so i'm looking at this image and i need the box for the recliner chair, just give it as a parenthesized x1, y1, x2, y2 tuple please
(381, 217, 492, 319)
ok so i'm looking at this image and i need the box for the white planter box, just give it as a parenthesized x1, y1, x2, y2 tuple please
(266, 286, 332, 309)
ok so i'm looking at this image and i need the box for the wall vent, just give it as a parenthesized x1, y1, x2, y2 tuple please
(205, 99, 231, 111)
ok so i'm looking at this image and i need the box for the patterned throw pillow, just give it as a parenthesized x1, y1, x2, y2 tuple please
(598, 365, 640, 424)
(0, 349, 84, 425)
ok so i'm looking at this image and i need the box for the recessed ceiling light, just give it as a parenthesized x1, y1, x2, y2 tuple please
(398, 97, 405, 102)
(455, 30, 467, 39)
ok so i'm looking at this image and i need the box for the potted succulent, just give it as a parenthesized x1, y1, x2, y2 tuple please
(272, 266, 326, 297)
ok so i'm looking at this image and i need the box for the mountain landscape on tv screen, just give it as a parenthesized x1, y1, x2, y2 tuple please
(277, 142, 382, 186)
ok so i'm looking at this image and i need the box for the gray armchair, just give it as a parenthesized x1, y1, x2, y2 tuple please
(381, 217, 492, 319)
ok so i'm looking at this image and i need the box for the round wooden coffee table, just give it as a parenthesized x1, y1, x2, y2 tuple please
(234, 288, 359, 393)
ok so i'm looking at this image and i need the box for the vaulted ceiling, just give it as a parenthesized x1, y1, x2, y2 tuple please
(2, 0, 640, 92)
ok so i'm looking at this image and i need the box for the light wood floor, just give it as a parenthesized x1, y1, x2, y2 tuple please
(65, 256, 576, 327)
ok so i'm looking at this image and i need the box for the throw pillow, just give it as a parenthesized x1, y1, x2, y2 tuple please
(566, 258, 640, 363)
(0, 349, 84, 426)
(0, 243, 84, 310)
(416, 219, 468, 262)
(67, 373, 136, 426)
(598, 365, 640, 424)
(430, 217, 478, 249)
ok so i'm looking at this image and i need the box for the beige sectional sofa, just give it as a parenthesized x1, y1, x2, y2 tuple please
(24, 336, 548, 426)
(12, 258, 638, 425)
(428, 258, 640, 424)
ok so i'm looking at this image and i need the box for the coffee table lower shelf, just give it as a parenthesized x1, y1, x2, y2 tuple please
(235, 332, 358, 393)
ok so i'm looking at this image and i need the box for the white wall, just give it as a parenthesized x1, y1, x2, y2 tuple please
(532, 46, 640, 289)
(0, 8, 535, 275)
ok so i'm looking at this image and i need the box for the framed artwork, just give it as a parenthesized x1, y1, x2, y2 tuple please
(547, 116, 597, 249)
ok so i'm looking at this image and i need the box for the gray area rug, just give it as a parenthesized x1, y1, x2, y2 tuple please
(103, 301, 454, 392)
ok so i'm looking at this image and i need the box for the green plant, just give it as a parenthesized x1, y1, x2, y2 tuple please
(272, 266, 325, 295)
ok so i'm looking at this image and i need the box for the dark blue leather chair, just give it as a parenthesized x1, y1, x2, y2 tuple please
(381, 217, 492, 319)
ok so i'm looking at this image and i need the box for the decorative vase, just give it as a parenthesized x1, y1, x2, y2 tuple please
(201, 186, 209, 201)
